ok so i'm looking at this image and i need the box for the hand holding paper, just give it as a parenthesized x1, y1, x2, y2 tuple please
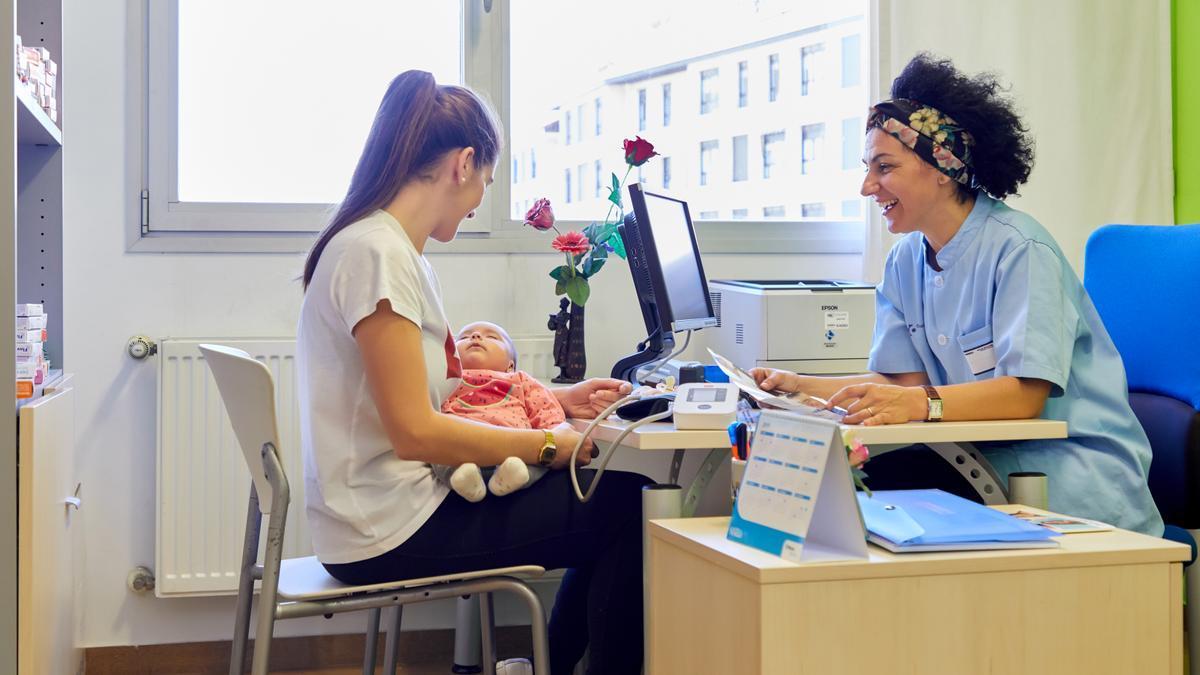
(708, 348, 846, 421)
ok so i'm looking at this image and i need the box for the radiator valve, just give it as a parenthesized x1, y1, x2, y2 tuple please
(126, 335, 157, 360)
(127, 565, 156, 594)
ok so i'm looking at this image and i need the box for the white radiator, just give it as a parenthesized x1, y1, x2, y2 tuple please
(156, 334, 555, 596)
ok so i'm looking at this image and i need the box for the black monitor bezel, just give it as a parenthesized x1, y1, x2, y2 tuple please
(625, 183, 718, 333)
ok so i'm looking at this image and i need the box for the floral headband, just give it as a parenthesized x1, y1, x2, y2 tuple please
(868, 99, 975, 187)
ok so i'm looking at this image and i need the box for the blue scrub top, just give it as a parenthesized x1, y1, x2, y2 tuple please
(868, 194, 1163, 535)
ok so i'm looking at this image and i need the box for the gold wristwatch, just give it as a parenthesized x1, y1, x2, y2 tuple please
(923, 385, 943, 422)
(536, 429, 557, 466)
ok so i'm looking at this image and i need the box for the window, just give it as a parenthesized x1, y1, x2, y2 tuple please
(841, 34, 861, 87)
(763, 205, 786, 218)
(841, 199, 862, 217)
(594, 159, 603, 197)
(762, 131, 785, 179)
(801, 43, 824, 96)
(801, 123, 825, 175)
(638, 88, 647, 132)
(698, 211, 719, 220)
(662, 83, 672, 126)
(149, 1, 872, 249)
(732, 135, 748, 182)
(700, 68, 719, 114)
(802, 202, 826, 218)
(768, 53, 780, 102)
(732, 208, 749, 219)
(738, 61, 749, 107)
(842, 117, 862, 170)
(700, 140, 718, 186)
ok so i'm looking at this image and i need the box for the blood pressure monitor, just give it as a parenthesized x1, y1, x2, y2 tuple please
(673, 382, 740, 430)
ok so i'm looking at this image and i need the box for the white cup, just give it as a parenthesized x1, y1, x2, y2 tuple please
(1007, 471, 1049, 510)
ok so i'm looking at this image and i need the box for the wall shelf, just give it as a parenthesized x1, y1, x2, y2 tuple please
(15, 75, 59, 146)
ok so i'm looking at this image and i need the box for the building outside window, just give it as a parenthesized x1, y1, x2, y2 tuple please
(594, 159, 602, 197)
(565, 110, 573, 145)
(762, 131, 785, 179)
(801, 43, 824, 96)
(732, 208, 749, 219)
(700, 68, 719, 114)
(512, 157, 519, 184)
(801, 123, 825, 175)
(576, 104, 583, 139)
(576, 163, 585, 202)
(738, 60, 749, 107)
(763, 205, 786, 218)
(768, 53, 780, 102)
(842, 117, 862, 170)
(801, 202, 826, 218)
(698, 210, 719, 220)
(638, 88, 647, 131)
(662, 156, 672, 190)
(700, 140, 718, 186)
(594, 97, 602, 136)
(841, 34, 861, 87)
(530, 148, 537, 179)
(732, 135, 748, 182)
(565, 168, 572, 204)
(662, 82, 672, 126)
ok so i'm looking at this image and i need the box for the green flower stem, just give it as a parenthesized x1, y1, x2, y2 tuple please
(601, 165, 634, 226)
(564, 252, 575, 277)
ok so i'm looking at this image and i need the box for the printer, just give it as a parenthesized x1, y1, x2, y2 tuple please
(704, 279, 877, 374)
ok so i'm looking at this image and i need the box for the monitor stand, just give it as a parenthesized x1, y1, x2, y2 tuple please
(611, 332, 675, 384)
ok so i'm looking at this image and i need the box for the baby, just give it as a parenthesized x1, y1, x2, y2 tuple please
(435, 321, 565, 502)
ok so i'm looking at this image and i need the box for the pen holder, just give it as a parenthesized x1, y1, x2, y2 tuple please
(1007, 471, 1049, 510)
(731, 458, 747, 503)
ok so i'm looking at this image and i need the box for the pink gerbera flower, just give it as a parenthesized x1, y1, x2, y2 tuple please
(552, 231, 591, 256)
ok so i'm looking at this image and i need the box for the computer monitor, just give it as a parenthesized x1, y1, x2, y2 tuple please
(611, 184, 718, 383)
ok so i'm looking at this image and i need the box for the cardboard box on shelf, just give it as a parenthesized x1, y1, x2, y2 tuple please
(15, 328, 45, 343)
(15, 303, 43, 317)
(16, 314, 47, 330)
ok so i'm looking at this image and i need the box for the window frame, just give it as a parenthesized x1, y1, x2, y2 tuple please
(135, 0, 869, 256)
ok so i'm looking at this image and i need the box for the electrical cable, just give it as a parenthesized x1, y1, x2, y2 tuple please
(567, 393, 673, 503)
(635, 329, 692, 385)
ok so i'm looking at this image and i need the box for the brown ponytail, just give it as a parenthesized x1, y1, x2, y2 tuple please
(303, 71, 502, 289)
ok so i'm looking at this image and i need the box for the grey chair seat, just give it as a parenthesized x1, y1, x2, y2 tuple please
(276, 558, 545, 601)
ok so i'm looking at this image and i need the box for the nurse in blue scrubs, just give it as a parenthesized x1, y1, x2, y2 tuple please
(751, 54, 1163, 535)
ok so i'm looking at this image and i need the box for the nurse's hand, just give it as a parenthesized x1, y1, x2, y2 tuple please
(827, 383, 926, 426)
(555, 378, 634, 419)
(550, 422, 593, 469)
(748, 367, 802, 393)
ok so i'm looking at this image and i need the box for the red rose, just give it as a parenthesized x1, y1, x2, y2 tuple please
(623, 136, 659, 167)
(551, 231, 591, 256)
(524, 198, 556, 231)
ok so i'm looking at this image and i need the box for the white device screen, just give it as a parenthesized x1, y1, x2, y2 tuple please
(687, 388, 727, 403)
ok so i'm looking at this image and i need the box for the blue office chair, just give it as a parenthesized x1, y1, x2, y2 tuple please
(1084, 223, 1200, 670)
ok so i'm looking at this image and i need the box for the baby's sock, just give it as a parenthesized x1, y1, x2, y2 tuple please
(450, 463, 486, 502)
(488, 456, 531, 497)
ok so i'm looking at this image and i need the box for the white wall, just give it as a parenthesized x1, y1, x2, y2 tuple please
(64, 0, 861, 647)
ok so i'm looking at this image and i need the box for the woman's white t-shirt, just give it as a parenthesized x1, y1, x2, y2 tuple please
(297, 210, 461, 564)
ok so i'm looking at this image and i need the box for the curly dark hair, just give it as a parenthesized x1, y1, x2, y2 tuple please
(875, 53, 1035, 201)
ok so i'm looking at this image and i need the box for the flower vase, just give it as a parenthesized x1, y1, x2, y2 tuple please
(550, 300, 587, 383)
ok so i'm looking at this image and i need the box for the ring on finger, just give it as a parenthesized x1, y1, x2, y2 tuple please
(866, 406, 875, 416)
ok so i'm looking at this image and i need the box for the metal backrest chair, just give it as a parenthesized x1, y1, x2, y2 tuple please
(198, 344, 550, 675)
(1083, 224, 1200, 673)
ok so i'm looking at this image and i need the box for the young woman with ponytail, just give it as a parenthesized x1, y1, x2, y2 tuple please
(296, 70, 649, 674)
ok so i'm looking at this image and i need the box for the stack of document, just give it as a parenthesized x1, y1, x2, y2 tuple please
(858, 490, 1060, 552)
(707, 348, 844, 421)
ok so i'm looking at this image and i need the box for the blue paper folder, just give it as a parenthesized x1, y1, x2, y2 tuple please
(858, 489, 1059, 552)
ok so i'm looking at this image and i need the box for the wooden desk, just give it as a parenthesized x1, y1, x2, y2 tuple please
(572, 416, 1068, 509)
(648, 513, 1188, 675)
